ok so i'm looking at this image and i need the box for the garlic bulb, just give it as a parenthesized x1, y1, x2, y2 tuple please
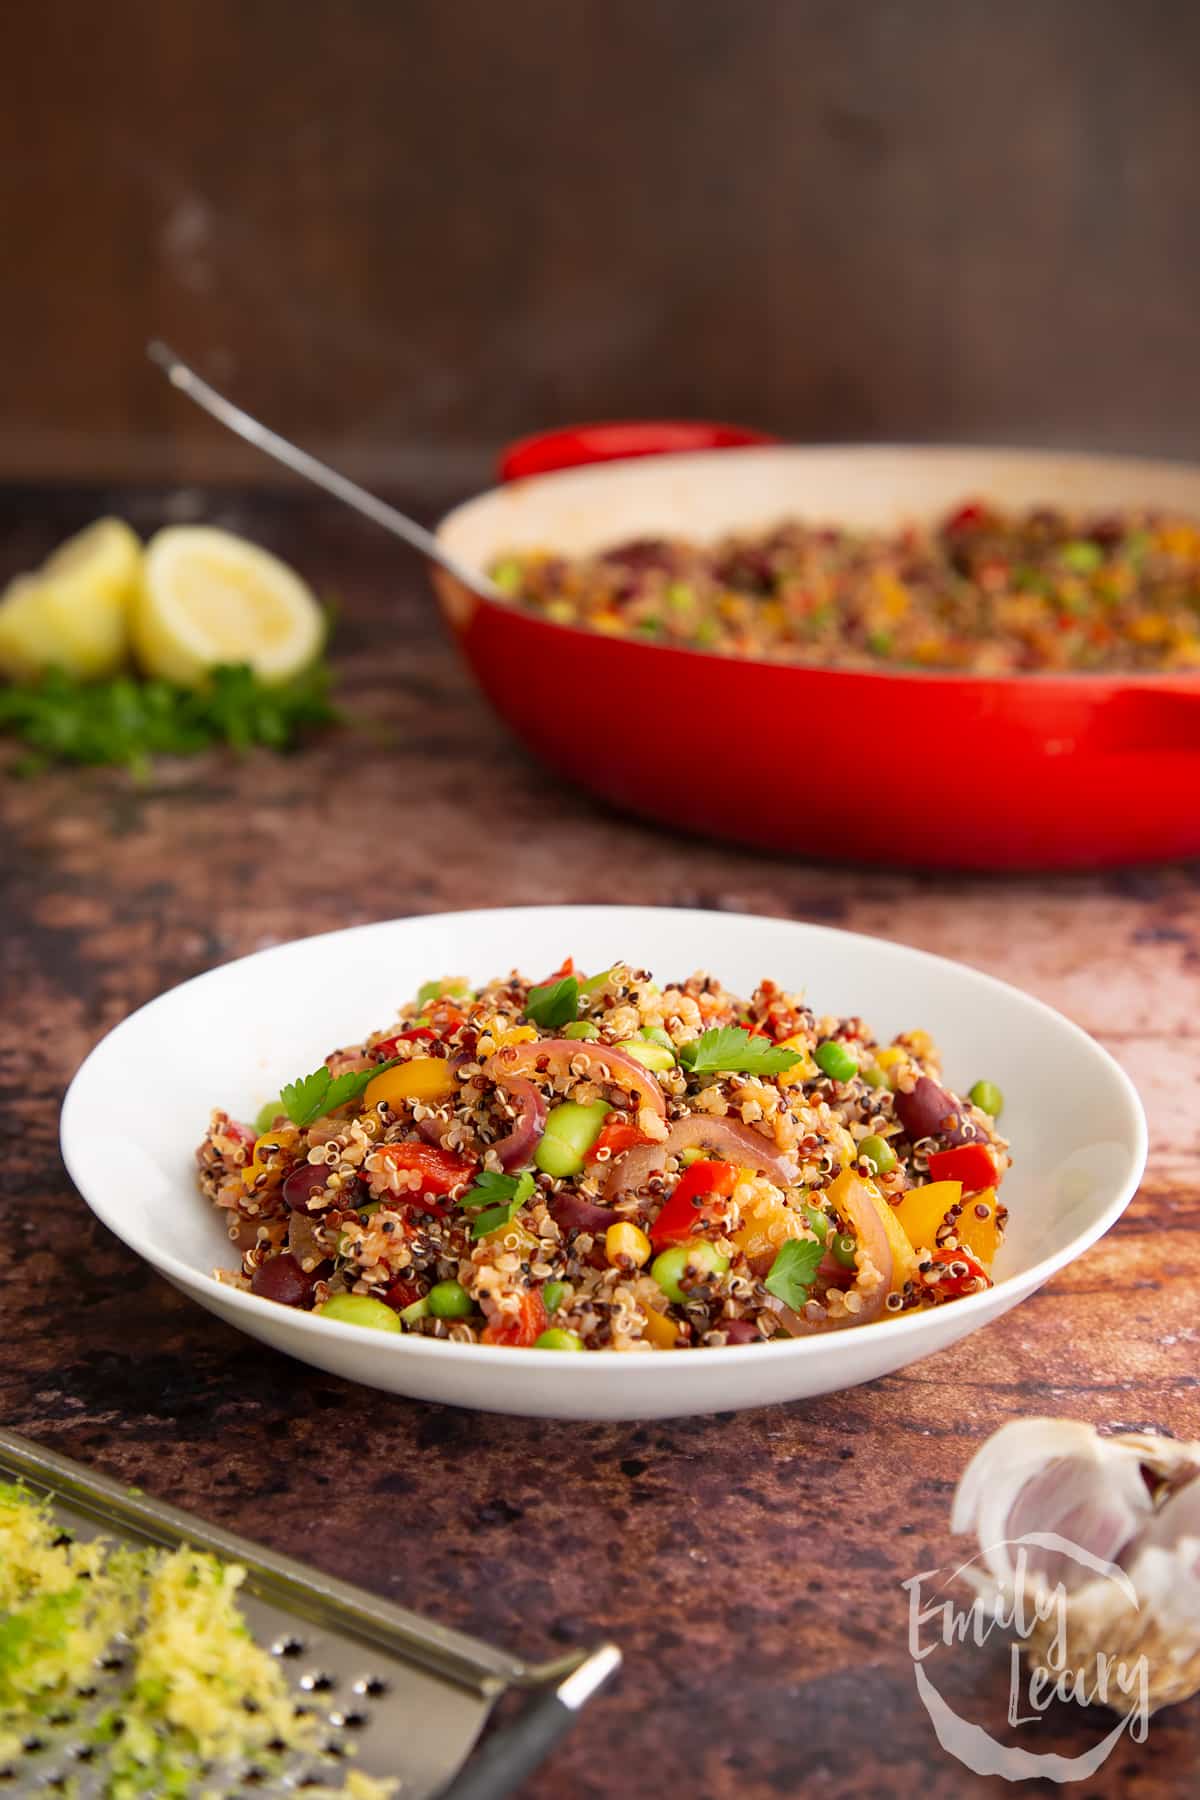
(952, 1418, 1200, 1714)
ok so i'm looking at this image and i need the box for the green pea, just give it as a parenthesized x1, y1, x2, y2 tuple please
(491, 558, 524, 595)
(534, 1328, 584, 1350)
(814, 1040, 857, 1083)
(641, 1026, 675, 1049)
(636, 616, 663, 638)
(317, 1294, 402, 1334)
(616, 1038, 676, 1071)
(534, 1101, 611, 1177)
(861, 1064, 888, 1089)
(428, 1279, 474, 1319)
(866, 630, 892, 657)
(804, 1205, 832, 1242)
(1060, 540, 1103, 574)
(968, 1079, 1004, 1119)
(399, 1296, 431, 1324)
(563, 1020, 600, 1040)
(832, 1232, 858, 1269)
(542, 1280, 570, 1316)
(254, 1100, 283, 1134)
(666, 581, 694, 611)
(857, 1133, 897, 1176)
(650, 1241, 730, 1305)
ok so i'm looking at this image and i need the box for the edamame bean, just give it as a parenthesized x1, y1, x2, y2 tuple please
(814, 1040, 857, 1083)
(542, 1281, 570, 1315)
(317, 1294, 402, 1333)
(857, 1133, 897, 1176)
(563, 1020, 600, 1040)
(617, 1038, 676, 1071)
(428, 1280, 473, 1319)
(968, 1079, 1004, 1118)
(650, 1240, 729, 1304)
(534, 1101, 611, 1177)
(534, 1328, 584, 1350)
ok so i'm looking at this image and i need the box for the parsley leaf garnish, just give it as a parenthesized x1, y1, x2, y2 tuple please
(0, 660, 338, 776)
(677, 1026, 804, 1077)
(763, 1236, 825, 1309)
(279, 1057, 399, 1128)
(525, 976, 579, 1030)
(459, 1169, 536, 1239)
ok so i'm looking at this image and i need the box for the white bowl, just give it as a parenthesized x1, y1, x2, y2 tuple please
(60, 907, 1146, 1420)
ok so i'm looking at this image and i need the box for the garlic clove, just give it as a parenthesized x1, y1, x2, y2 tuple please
(952, 1418, 1156, 1594)
(1123, 1475, 1200, 1634)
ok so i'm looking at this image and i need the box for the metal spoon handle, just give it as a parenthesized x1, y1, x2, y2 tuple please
(146, 341, 493, 596)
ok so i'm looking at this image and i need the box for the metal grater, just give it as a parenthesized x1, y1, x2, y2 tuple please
(0, 1431, 618, 1798)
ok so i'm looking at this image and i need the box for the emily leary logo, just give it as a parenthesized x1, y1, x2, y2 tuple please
(902, 1532, 1151, 1781)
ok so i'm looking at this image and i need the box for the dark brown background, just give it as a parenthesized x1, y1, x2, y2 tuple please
(5, 0, 1200, 490)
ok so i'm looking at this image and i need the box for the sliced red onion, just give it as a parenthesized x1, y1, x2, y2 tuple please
(489, 1075, 548, 1170)
(550, 1191, 619, 1237)
(484, 1039, 667, 1118)
(603, 1114, 798, 1203)
(287, 1210, 329, 1266)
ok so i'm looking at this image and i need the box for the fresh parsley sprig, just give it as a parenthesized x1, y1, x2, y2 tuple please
(0, 660, 338, 776)
(458, 1168, 536, 1238)
(678, 1026, 804, 1078)
(279, 1058, 399, 1129)
(524, 976, 579, 1030)
(763, 1236, 825, 1309)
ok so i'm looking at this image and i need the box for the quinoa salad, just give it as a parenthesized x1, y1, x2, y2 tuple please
(489, 503, 1200, 673)
(198, 960, 1011, 1350)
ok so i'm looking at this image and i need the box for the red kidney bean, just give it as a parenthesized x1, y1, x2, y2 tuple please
(282, 1163, 334, 1213)
(894, 1076, 960, 1143)
(721, 1319, 760, 1345)
(250, 1253, 315, 1308)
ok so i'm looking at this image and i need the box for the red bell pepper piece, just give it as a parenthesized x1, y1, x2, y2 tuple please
(482, 1289, 548, 1347)
(927, 1143, 997, 1193)
(383, 1275, 425, 1311)
(374, 1142, 476, 1209)
(374, 1027, 438, 1058)
(588, 1120, 656, 1163)
(930, 1246, 991, 1296)
(650, 1159, 737, 1248)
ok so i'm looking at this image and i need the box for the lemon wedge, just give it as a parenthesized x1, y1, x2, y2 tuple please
(133, 526, 324, 688)
(0, 518, 141, 680)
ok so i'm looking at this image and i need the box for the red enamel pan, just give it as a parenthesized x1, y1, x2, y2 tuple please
(434, 433, 1200, 871)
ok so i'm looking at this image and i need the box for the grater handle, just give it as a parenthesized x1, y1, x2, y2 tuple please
(436, 1643, 621, 1800)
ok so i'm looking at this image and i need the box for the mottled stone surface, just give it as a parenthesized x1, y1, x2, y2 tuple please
(2, 488, 1199, 1796)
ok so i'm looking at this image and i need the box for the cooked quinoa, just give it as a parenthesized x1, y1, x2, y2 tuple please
(200, 960, 1011, 1349)
(489, 503, 1200, 672)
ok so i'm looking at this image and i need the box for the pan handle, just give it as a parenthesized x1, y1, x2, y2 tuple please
(496, 419, 779, 482)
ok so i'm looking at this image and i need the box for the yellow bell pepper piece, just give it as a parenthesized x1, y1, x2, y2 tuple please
(731, 1184, 808, 1270)
(776, 1033, 817, 1087)
(895, 1180, 963, 1252)
(641, 1307, 679, 1349)
(826, 1167, 919, 1291)
(955, 1186, 1000, 1266)
(242, 1126, 300, 1189)
(364, 1057, 456, 1109)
